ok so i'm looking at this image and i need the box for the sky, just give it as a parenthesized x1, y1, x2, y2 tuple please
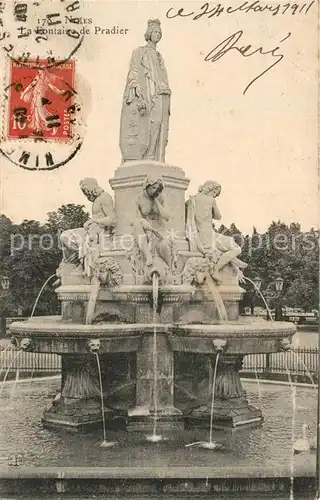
(0, 0, 318, 234)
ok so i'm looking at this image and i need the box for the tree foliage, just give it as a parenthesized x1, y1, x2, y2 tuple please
(238, 221, 319, 311)
(46, 204, 89, 232)
(0, 204, 89, 316)
(0, 209, 318, 316)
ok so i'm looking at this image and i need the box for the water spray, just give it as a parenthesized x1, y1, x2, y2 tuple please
(87, 339, 117, 449)
(186, 339, 227, 450)
(30, 274, 57, 318)
(146, 270, 167, 443)
(243, 276, 274, 322)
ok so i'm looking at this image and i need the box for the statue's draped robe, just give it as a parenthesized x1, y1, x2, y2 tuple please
(120, 45, 171, 162)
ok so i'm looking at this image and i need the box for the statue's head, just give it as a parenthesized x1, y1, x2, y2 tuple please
(80, 178, 104, 202)
(144, 19, 162, 44)
(143, 173, 164, 199)
(198, 180, 221, 198)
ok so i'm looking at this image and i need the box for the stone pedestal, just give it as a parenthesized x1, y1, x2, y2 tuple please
(127, 332, 183, 431)
(57, 282, 243, 325)
(42, 355, 125, 432)
(110, 160, 190, 238)
(109, 160, 189, 284)
(185, 355, 263, 429)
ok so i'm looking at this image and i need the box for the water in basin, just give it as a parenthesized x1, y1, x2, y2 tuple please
(0, 377, 316, 469)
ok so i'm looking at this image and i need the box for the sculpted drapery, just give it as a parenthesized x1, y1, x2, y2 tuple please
(120, 19, 171, 163)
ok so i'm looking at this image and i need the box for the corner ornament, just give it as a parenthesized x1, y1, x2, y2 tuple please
(279, 337, 293, 352)
(86, 339, 101, 353)
(94, 256, 123, 287)
(212, 339, 228, 353)
(19, 338, 36, 352)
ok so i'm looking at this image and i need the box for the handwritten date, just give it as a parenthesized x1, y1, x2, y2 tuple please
(166, 1, 315, 19)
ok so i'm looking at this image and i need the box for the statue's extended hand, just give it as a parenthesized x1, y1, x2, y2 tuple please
(150, 227, 163, 239)
(237, 269, 245, 283)
(141, 219, 162, 239)
(84, 219, 94, 230)
(141, 219, 153, 231)
(137, 100, 147, 116)
(211, 249, 220, 263)
(135, 84, 143, 98)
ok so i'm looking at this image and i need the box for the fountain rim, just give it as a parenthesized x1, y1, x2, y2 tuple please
(9, 315, 296, 338)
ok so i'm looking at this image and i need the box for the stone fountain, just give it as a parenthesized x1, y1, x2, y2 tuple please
(10, 18, 295, 433)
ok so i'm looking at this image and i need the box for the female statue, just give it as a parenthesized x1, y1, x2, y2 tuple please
(119, 19, 171, 163)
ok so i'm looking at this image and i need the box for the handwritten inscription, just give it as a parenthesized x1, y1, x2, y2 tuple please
(166, 1, 315, 19)
(165, 2, 302, 94)
(205, 30, 291, 94)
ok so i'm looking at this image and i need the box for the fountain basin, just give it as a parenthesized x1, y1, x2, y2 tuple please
(10, 316, 295, 355)
(9, 317, 296, 432)
(0, 377, 316, 499)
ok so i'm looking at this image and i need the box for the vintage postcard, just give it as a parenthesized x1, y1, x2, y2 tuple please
(0, 0, 318, 498)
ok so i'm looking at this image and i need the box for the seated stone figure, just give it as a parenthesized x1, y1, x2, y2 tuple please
(131, 173, 175, 280)
(185, 180, 247, 283)
(60, 178, 116, 278)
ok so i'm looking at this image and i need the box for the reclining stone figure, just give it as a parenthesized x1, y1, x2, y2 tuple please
(185, 180, 247, 283)
(60, 178, 116, 279)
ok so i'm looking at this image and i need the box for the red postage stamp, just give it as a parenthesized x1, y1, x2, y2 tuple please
(7, 60, 76, 141)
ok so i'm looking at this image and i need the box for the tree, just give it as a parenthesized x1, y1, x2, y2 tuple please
(0, 214, 14, 263)
(284, 277, 318, 311)
(1, 209, 318, 317)
(1, 204, 90, 317)
(46, 204, 89, 232)
(8, 219, 58, 315)
(241, 221, 319, 311)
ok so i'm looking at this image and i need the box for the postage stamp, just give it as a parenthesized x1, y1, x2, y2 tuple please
(7, 60, 76, 141)
(0, 56, 89, 171)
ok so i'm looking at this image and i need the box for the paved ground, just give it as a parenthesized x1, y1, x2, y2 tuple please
(0, 496, 315, 499)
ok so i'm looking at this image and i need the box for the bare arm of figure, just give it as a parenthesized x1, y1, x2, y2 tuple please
(154, 195, 170, 222)
(92, 193, 116, 228)
(133, 195, 153, 231)
(212, 198, 222, 221)
(48, 82, 66, 95)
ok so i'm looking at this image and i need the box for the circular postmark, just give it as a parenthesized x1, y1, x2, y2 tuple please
(0, 0, 86, 69)
(0, 139, 83, 171)
(0, 59, 91, 171)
